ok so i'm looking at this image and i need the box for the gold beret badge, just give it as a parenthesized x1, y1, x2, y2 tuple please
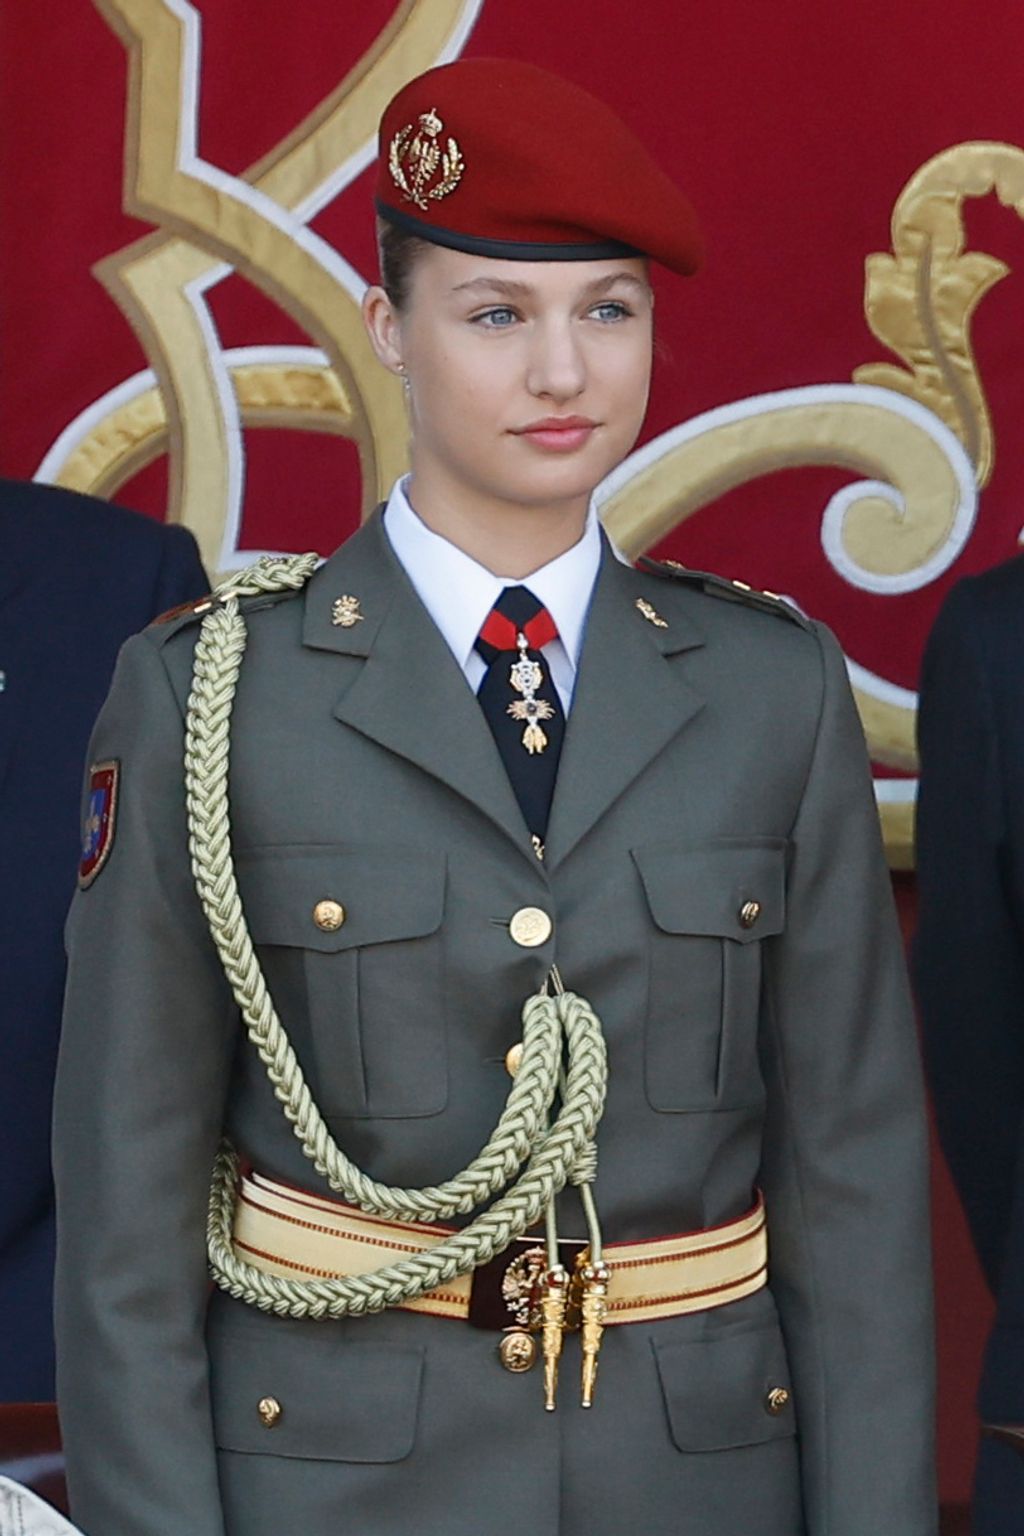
(388, 108, 465, 210)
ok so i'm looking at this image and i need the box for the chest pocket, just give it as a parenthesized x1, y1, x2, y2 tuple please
(632, 839, 786, 1112)
(236, 845, 447, 1120)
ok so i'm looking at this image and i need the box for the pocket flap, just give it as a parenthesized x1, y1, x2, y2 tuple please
(211, 1322, 424, 1463)
(633, 840, 786, 942)
(653, 1326, 795, 1452)
(234, 845, 446, 952)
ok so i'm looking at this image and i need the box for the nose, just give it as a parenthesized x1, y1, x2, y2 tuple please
(525, 317, 586, 403)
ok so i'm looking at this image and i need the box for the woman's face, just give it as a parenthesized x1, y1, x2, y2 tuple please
(364, 244, 654, 517)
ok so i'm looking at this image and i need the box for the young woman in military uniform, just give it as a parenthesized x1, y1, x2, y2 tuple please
(53, 58, 936, 1536)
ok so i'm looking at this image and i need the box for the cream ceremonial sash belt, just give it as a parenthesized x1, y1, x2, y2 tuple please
(232, 1169, 768, 1327)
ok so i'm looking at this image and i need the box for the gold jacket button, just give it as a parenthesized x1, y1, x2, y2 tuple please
(499, 1331, 537, 1373)
(765, 1386, 790, 1415)
(505, 1042, 524, 1078)
(739, 899, 762, 930)
(257, 1396, 282, 1427)
(509, 907, 552, 948)
(313, 899, 346, 932)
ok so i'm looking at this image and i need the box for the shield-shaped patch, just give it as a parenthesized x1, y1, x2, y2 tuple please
(78, 759, 120, 889)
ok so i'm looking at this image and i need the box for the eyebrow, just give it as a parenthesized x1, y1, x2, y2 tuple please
(449, 271, 649, 299)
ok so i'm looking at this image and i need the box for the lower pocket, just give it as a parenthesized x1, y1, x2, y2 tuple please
(210, 1320, 424, 1464)
(653, 1323, 796, 1453)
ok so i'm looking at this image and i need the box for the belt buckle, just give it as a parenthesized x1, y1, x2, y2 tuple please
(467, 1234, 586, 1331)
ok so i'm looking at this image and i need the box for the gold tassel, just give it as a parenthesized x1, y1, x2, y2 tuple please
(541, 1265, 569, 1411)
(578, 1258, 610, 1408)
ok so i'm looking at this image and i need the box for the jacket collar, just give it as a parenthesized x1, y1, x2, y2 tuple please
(303, 512, 705, 868)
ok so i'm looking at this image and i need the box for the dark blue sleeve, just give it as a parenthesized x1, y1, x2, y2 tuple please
(913, 579, 1024, 1292)
(149, 524, 209, 618)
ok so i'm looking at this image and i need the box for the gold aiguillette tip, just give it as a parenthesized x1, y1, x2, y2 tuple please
(578, 1258, 610, 1409)
(541, 1265, 569, 1412)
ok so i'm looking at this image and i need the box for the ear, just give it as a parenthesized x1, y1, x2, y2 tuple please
(362, 285, 405, 376)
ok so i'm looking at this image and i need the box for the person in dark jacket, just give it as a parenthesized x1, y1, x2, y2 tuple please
(915, 554, 1024, 1536)
(0, 478, 207, 1401)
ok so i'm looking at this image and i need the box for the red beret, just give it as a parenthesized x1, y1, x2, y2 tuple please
(375, 59, 702, 276)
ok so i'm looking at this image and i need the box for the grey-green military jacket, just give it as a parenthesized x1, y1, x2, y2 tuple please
(53, 514, 936, 1536)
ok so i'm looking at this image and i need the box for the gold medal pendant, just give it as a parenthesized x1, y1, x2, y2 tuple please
(507, 633, 556, 753)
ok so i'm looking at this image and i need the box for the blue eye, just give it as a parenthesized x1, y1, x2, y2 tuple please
(591, 300, 632, 322)
(473, 306, 519, 328)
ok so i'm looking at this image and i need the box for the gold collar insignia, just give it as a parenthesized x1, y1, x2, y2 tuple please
(635, 597, 668, 629)
(331, 594, 364, 628)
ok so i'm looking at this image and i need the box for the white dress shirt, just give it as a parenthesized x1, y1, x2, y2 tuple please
(382, 478, 602, 714)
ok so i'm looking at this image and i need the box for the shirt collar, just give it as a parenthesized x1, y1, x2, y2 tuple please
(382, 478, 601, 671)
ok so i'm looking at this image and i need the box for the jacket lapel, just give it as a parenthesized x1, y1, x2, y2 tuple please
(544, 543, 706, 869)
(304, 513, 533, 859)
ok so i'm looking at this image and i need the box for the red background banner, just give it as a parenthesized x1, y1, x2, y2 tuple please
(3, 0, 1021, 1501)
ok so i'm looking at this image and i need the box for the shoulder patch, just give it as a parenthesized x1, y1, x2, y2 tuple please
(79, 759, 120, 888)
(637, 557, 812, 629)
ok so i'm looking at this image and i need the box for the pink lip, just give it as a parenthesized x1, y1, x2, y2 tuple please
(513, 416, 599, 453)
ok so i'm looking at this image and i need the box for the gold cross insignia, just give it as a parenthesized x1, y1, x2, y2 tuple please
(332, 594, 364, 628)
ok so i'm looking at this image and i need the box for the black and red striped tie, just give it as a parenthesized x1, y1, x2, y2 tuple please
(474, 585, 565, 844)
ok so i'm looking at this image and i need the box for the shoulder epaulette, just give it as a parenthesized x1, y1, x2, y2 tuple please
(150, 593, 218, 628)
(637, 556, 812, 629)
(147, 584, 305, 638)
(148, 553, 319, 639)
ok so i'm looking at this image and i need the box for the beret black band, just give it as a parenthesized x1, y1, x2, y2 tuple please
(375, 200, 643, 263)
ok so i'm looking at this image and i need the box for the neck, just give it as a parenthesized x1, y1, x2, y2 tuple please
(405, 465, 591, 579)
